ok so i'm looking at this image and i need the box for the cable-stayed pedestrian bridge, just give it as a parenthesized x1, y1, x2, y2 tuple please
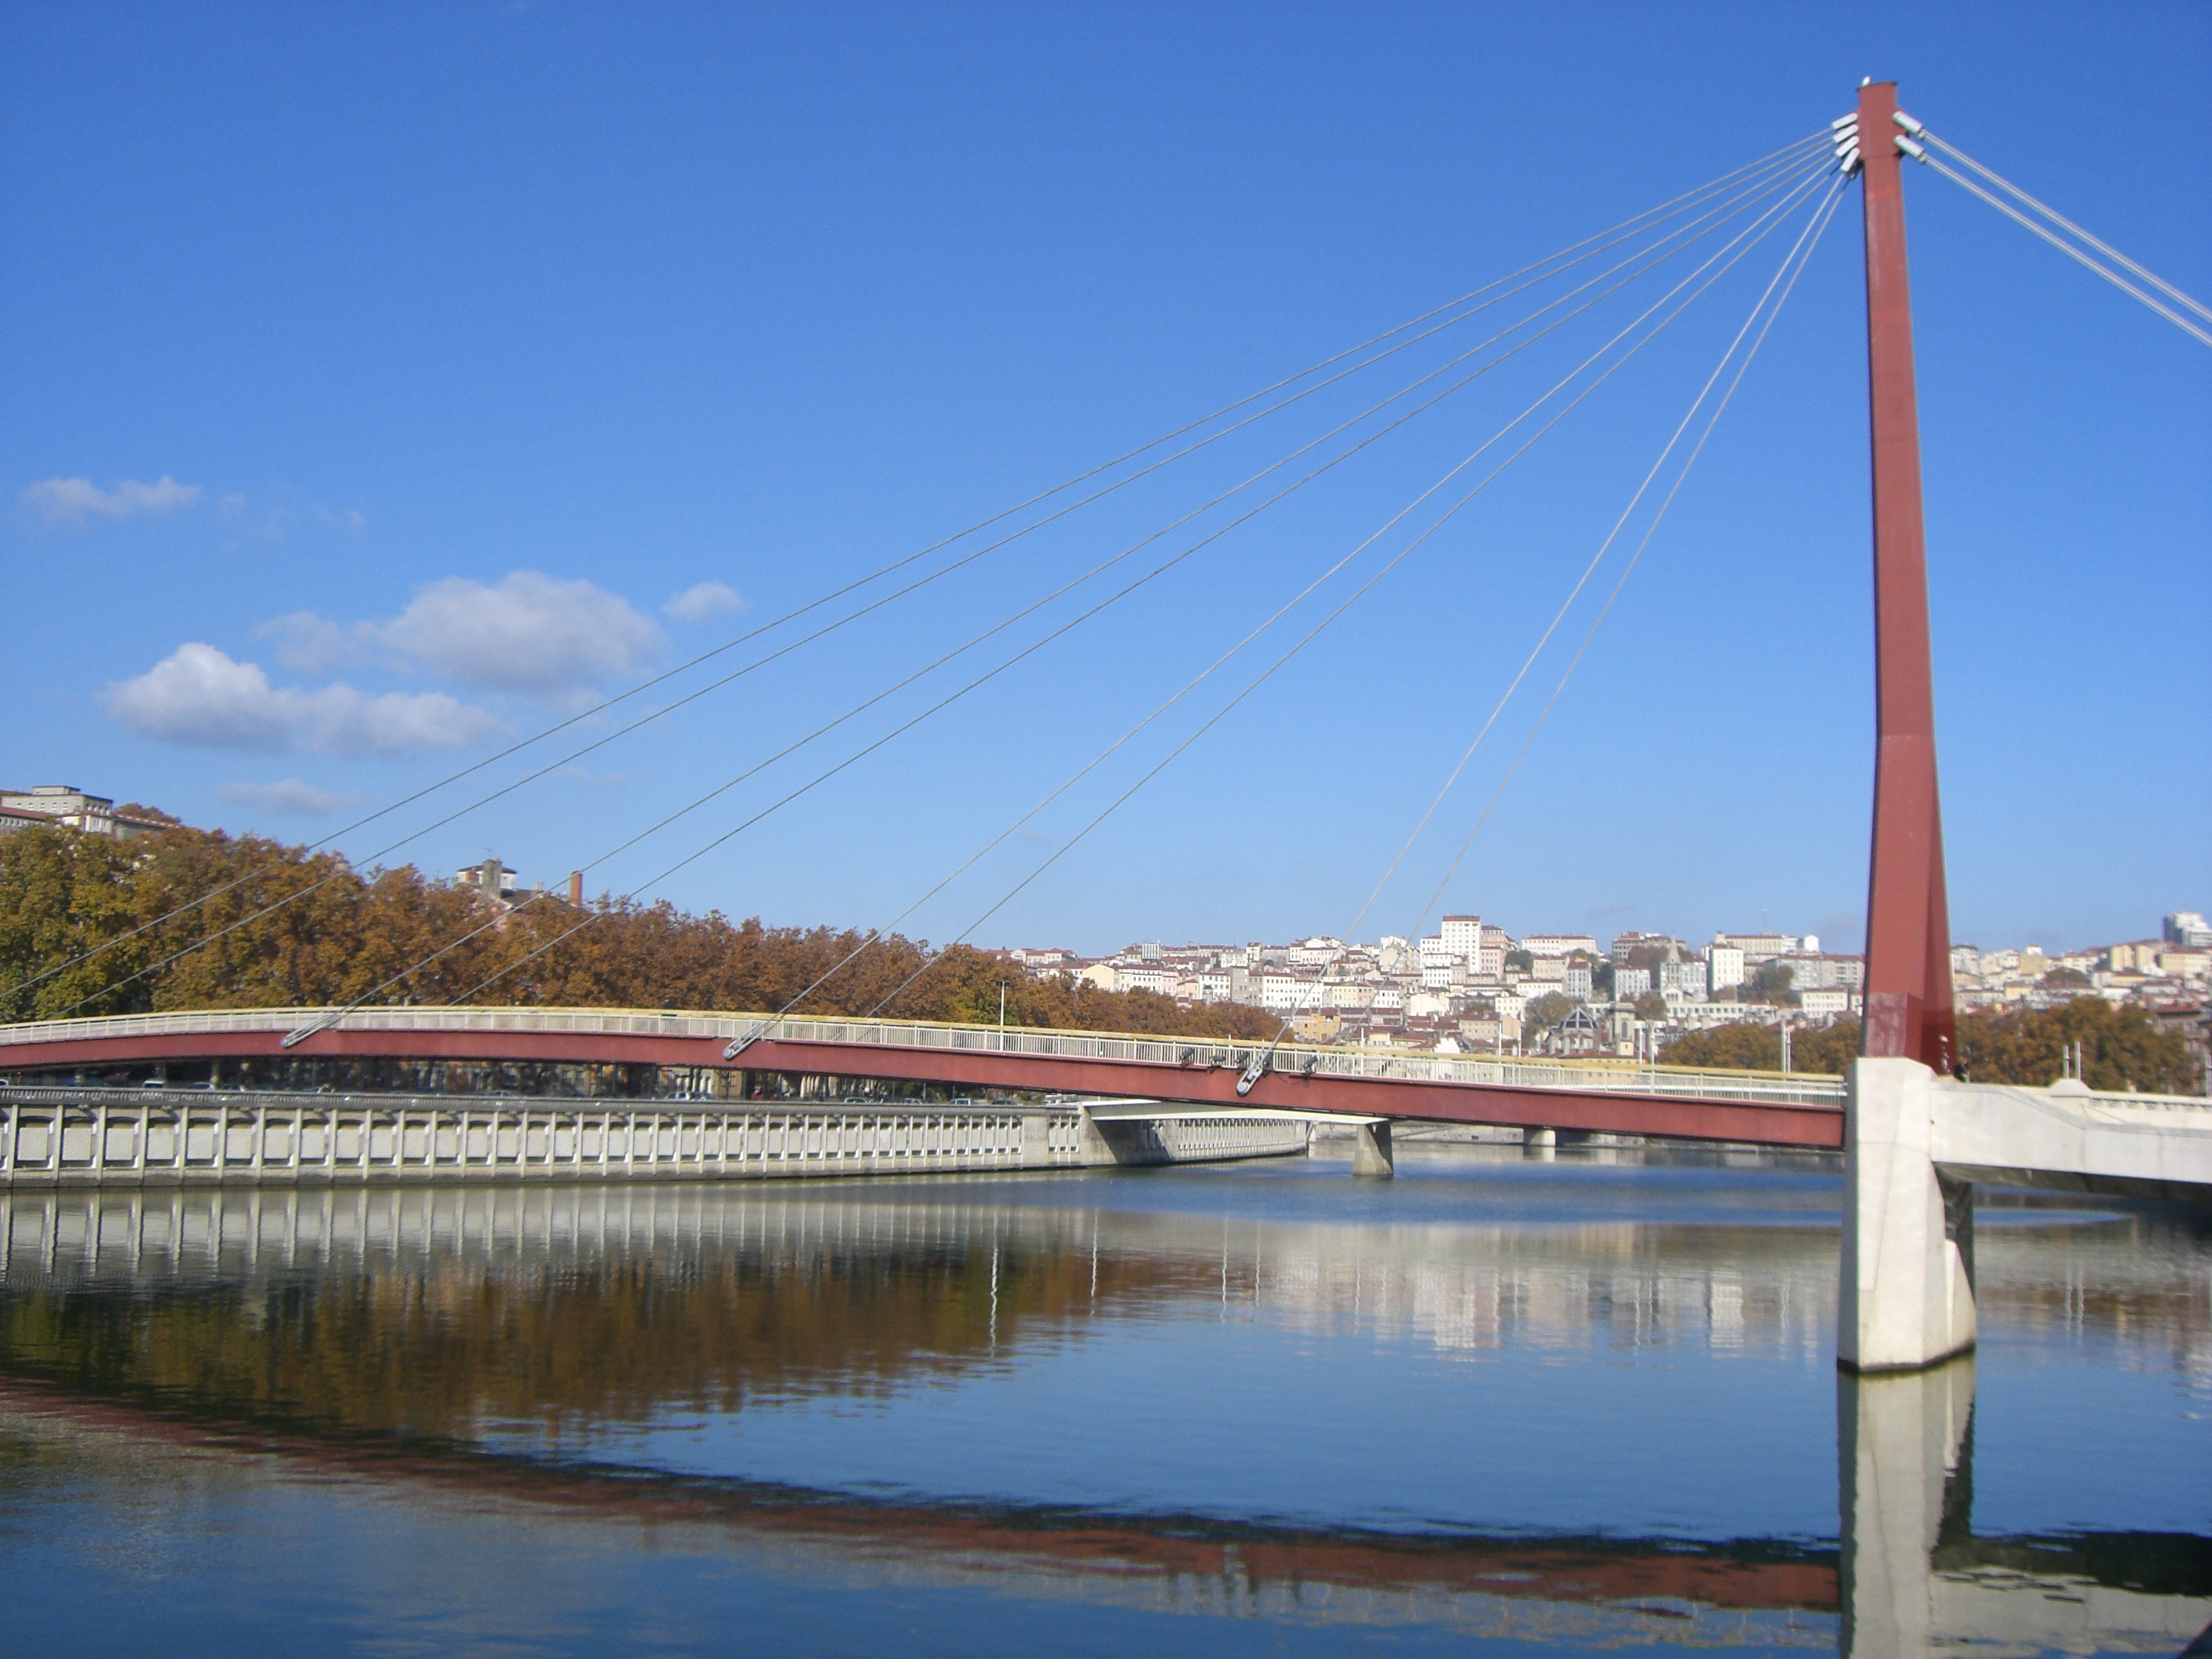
(9, 84, 2210, 1372)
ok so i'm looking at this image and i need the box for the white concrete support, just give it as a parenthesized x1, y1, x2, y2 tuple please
(1350, 1120, 1394, 1179)
(1841, 1057, 1976, 1372)
(1838, 1356, 1976, 1659)
(1074, 1108, 1118, 1167)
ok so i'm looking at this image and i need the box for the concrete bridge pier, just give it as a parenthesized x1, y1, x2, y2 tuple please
(1075, 1107, 1119, 1168)
(1350, 1120, 1394, 1178)
(1522, 1127, 1556, 1160)
(1840, 1057, 1976, 1373)
(1838, 1355, 1976, 1659)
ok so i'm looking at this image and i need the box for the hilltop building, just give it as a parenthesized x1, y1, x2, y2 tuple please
(0, 786, 173, 841)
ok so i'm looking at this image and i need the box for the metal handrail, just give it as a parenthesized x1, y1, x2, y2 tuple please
(0, 1004, 1853, 1107)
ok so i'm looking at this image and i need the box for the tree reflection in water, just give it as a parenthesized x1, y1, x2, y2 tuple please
(0, 1177, 2204, 1653)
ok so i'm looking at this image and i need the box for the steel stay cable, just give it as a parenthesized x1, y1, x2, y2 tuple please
(1404, 179, 1849, 964)
(854, 167, 1836, 1029)
(452, 159, 1829, 892)
(444, 159, 1839, 1021)
(1240, 176, 1848, 1071)
(763, 167, 1857, 1031)
(287, 161, 1846, 1033)
(427, 298, 1647, 1025)
(27, 134, 1833, 999)
(1361, 173, 1852, 961)
(1918, 132, 2211, 324)
(1916, 152, 2212, 348)
(42, 158, 1829, 1019)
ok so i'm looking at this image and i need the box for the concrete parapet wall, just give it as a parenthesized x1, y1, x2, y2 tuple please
(1928, 1078, 2212, 1203)
(0, 1089, 1306, 1188)
(1078, 1108, 1309, 1167)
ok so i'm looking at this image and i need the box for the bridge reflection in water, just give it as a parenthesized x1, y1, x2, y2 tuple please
(0, 1175, 2204, 1653)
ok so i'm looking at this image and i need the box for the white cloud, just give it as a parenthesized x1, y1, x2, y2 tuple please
(21, 474, 203, 523)
(401, 571, 658, 694)
(215, 778, 368, 817)
(664, 580, 745, 621)
(383, 572, 657, 695)
(104, 643, 500, 756)
(267, 571, 659, 700)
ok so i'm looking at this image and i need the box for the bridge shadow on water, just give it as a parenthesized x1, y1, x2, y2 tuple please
(0, 1165, 2204, 1654)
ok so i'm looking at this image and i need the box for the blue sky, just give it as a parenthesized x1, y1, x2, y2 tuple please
(5, 2, 2207, 958)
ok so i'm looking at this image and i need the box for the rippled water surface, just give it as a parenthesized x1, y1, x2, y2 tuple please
(0, 1144, 2204, 1655)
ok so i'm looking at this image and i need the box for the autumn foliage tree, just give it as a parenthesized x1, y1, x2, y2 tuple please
(1660, 1018, 1863, 1075)
(1522, 991, 1573, 1033)
(0, 820, 1276, 1042)
(1660, 1002, 2194, 1093)
(1954, 998, 2192, 1094)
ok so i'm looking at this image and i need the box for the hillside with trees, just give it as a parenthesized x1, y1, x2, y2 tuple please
(0, 820, 1276, 1041)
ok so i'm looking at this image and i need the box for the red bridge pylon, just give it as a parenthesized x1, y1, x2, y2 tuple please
(1855, 79, 1956, 1074)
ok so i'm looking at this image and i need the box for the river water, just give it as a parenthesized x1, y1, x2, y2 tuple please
(0, 1143, 2204, 1655)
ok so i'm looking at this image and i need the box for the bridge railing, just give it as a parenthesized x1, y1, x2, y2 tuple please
(0, 1005, 1850, 1107)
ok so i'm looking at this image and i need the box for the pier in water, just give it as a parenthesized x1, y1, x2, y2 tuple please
(0, 1142, 2204, 1655)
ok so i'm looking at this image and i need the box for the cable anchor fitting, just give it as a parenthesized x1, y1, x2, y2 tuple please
(1235, 1047, 1270, 1097)
(281, 1011, 339, 1049)
(724, 1021, 771, 1060)
(1829, 113, 1862, 178)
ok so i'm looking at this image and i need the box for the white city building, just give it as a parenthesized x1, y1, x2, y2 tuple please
(2167, 911, 2212, 950)
(1705, 944, 1746, 994)
(0, 786, 169, 842)
(1260, 973, 1328, 1013)
(1774, 953, 1866, 991)
(1440, 915, 1485, 961)
(1712, 932, 1815, 963)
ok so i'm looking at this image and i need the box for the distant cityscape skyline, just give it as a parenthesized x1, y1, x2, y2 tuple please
(987, 906, 2209, 1065)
